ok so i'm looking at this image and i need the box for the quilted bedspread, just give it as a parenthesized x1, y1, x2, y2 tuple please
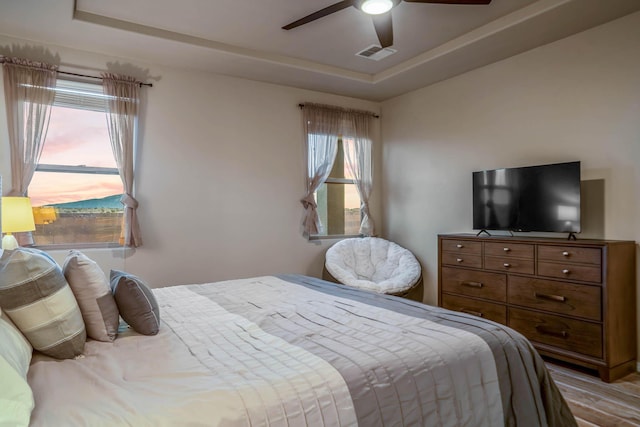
(27, 275, 576, 426)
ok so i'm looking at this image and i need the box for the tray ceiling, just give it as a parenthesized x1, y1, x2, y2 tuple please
(0, 0, 638, 100)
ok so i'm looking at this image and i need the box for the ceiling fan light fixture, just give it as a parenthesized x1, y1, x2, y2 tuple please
(360, 0, 394, 15)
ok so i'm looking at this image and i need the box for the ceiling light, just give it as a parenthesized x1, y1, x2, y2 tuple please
(360, 0, 393, 15)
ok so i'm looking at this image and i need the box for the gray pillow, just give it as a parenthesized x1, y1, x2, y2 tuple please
(110, 270, 160, 336)
(0, 248, 86, 359)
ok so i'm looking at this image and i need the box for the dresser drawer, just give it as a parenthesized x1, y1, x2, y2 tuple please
(441, 239, 482, 255)
(484, 256, 534, 275)
(538, 245, 601, 265)
(485, 242, 534, 259)
(441, 267, 506, 302)
(537, 261, 601, 283)
(508, 308, 602, 358)
(442, 294, 506, 324)
(508, 276, 601, 321)
(442, 252, 482, 268)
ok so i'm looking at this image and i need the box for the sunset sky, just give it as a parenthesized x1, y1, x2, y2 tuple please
(29, 106, 123, 207)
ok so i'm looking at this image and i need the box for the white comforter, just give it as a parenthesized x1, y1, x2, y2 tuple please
(26, 275, 571, 426)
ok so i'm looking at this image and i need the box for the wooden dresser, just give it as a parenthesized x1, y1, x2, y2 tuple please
(438, 234, 637, 382)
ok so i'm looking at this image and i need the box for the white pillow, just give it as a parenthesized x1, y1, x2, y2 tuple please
(0, 315, 31, 376)
(0, 318, 34, 427)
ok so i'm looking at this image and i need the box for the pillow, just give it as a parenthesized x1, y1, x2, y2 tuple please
(110, 270, 160, 335)
(0, 248, 86, 359)
(0, 317, 35, 427)
(0, 317, 32, 380)
(63, 250, 119, 342)
(0, 355, 34, 427)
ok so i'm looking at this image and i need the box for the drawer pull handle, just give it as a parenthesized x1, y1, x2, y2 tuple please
(503, 263, 511, 268)
(562, 269, 570, 275)
(534, 292, 567, 303)
(461, 309, 483, 318)
(562, 251, 570, 257)
(503, 247, 510, 252)
(456, 244, 464, 249)
(461, 281, 483, 288)
(535, 325, 568, 339)
(456, 258, 464, 263)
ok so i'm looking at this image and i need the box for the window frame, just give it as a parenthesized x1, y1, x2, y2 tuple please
(30, 78, 124, 249)
(310, 137, 363, 240)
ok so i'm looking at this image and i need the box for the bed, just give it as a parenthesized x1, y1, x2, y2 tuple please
(23, 274, 576, 427)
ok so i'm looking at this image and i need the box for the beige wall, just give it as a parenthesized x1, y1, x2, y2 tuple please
(0, 35, 382, 287)
(381, 12, 640, 357)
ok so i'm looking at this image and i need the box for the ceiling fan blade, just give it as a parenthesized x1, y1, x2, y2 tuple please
(403, 0, 491, 4)
(371, 13, 393, 48)
(282, 1, 356, 30)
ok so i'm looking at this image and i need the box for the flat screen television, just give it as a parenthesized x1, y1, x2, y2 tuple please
(472, 161, 581, 233)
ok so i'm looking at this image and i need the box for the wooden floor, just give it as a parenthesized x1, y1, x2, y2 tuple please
(546, 361, 640, 426)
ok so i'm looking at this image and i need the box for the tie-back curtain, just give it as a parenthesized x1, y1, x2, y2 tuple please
(343, 112, 375, 236)
(1, 56, 58, 246)
(300, 103, 375, 237)
(102, 73, 142, 248)
(300, 104, 344, 236)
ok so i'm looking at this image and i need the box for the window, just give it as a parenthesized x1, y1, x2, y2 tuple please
(29, 79, 123, 246)
(300, 104, 374, 238)
(313, 137, 362, 237)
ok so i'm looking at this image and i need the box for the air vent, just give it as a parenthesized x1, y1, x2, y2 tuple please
(356, 45, 397, 61)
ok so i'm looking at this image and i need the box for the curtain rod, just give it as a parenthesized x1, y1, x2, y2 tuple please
(58, 70, 153, 87)
(298, 103, 379, 118)
(0, 57, 153, 87)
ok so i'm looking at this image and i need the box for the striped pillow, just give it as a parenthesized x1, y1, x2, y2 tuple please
(0, 248, 86, 359)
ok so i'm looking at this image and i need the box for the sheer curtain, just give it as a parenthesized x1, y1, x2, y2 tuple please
(1, 56, 58, 245)
(102, 73, 142, 247)
(343, 112, 375, 236)
(300, 104, 343, 236)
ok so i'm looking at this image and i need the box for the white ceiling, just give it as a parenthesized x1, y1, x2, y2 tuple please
(0, 0, 639, 101)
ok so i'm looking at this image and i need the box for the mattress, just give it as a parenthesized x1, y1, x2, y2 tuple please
(27, 274, 576, 426)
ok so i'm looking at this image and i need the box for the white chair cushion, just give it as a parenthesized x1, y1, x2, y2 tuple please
(325, 237, 421, 294)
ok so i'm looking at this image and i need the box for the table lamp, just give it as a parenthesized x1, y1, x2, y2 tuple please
(1, 197, 36, 250)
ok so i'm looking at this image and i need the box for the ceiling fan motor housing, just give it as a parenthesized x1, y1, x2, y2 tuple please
(357, 0, 402, 15)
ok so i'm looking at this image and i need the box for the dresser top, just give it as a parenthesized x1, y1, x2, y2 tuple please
(438, 233, 635, 246)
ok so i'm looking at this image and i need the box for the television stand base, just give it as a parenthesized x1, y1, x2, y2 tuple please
(476, 229, 491, 237)
(568, 232, 577, 241)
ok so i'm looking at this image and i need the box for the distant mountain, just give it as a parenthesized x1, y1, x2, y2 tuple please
(46, 194, 123, 210)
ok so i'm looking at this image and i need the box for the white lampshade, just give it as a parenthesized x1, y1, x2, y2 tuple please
(360, 0, 393, 15)
(2, 197, 36, 250)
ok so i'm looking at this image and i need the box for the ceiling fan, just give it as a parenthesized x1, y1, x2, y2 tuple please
(282, 0, 492, 49)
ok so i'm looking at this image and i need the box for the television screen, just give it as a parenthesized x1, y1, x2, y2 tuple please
(473, 161, 581, 233)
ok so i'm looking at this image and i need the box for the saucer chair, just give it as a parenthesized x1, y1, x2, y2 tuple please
(322, 237, 424, 302)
